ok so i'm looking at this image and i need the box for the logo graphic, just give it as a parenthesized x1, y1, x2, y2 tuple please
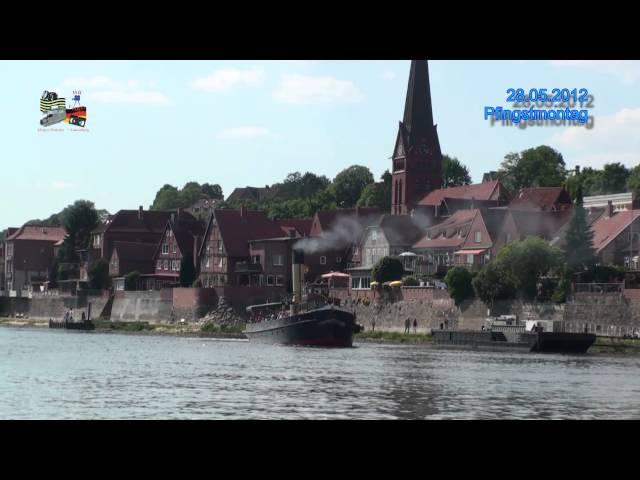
(40, 90, 87, 128)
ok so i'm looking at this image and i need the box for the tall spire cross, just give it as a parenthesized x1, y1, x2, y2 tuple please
(402, 60, 434, 140)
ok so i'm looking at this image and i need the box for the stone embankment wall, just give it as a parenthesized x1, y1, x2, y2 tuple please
(563, 292, 640, 336)
(0, 294, 109, 320)
(111, 291, 173, 322)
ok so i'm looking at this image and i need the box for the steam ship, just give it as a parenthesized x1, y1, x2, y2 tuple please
(243, 250, 360, 347)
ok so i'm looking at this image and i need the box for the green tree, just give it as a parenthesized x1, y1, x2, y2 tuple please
(472, 263, 517, 306)
(179, 256, 197, 287)
(498, 145, 567, 190)
(275, 172, 330, 201)
(372, 256, 404, 283)
(124, 271, 141, 291)
(599, 163, 630, 194)
(627, 165, 640, 198)
(442, 155, 472, 187)
(88, 259, 110, 290)
(179, 181, 203, 208)
(333, 165, 375, 208)
(57, 200, 99, 263)
(563, 187, 597, 272)
(151, 184, 180, 210)
(201, 183, 223, 200)
(444, 266, 474, 305)
(357, 170, 392, 212)
(496, 236, 562, 299)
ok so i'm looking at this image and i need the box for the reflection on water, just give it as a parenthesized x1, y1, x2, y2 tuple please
(1, 326, 640, 419)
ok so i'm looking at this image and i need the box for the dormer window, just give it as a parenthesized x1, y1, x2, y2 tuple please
(475, 231, 482, 243)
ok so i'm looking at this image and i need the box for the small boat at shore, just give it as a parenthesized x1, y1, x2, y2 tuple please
(432, 317, 596, 354)
(49, 318, 95, 331)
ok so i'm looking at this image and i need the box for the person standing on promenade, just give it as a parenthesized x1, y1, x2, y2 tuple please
(413, 318, 417, 334)
(404, 317, 410, 334)
(371, 316, 376, 332)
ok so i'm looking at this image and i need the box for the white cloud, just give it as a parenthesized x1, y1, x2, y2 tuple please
(549, 107, 640, 168)
(550, 60, 640, 84)
(51, 181, 74, 190)
(218, 127, 270, 139)
(89, 90, 169, 104)
(382, 71, 396, 80)
(62, 76, 169, 105)
(273, 74, 363, 104)
(191, 67, 264, 92)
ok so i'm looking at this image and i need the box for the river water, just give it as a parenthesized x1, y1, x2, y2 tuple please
(1, 326, 639, 419)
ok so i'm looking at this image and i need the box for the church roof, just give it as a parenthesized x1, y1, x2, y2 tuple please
(417, 180, 503, 207)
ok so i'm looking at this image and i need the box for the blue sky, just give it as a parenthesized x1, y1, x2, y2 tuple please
(1, 60, 639, 227)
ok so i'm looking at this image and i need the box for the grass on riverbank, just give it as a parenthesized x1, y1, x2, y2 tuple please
(591, 336, 640, 354)
(355, 330, 433, 344)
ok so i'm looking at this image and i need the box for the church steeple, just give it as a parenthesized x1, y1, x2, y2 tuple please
(390, 60, 443, 216)
(403, 60, 434, 141)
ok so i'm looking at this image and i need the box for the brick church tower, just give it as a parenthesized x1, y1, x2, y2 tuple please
(391, 60, 443, 215)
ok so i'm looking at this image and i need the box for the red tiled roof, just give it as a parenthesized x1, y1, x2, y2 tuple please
(412, 210, 478, 249)
(93, 209, 173, 235)
(417, 181, 501, 206)
(592, 210, 640, 252)
(169, 215, 205, 258)
(509, 209, 572, 240)
(377, 214, 426, 246)
(276, 218, 313, 237)
(112, 241, 158, 262)
(7, 225, 66, 242)
(315, 207, 382, 231)
(212, 209, 285, 257)
(509, 187, 571, 211)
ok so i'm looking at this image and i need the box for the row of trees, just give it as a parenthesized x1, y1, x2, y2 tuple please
(498, 145, 640, 199)
(151, 182, 223, 210)
(224, 155, 471, 218)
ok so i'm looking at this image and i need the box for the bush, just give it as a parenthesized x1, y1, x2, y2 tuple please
(124, 271, 141, 291)
(444, 266, 474, 305)
(372, 256, 404, 284)
(402, 276, 419, 286)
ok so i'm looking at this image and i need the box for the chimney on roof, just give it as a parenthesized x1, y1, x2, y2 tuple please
(607, 200, 614, 218)
(138, 206, 143, 220)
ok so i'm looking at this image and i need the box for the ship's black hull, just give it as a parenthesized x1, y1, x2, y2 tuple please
(244, 306, 356, 347)
(432, 330, 596, 354)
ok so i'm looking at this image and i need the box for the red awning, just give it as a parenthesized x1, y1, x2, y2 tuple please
(453, 249, 486, 255)
(321, 271, 350, 279)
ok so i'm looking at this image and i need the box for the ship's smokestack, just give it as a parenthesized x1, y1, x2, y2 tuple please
(292, 248, 304, 307)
